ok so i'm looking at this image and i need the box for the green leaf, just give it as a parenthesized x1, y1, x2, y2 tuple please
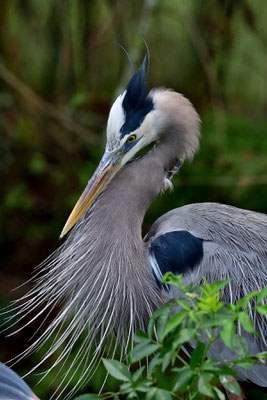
(132, 366, 145, 382)
(198, 373, 213, 397)
(220, 320, 235, 349)
(257, 286, 267, 305)
(157, 312, 170, 341)
(146, 388, 157, 400)
(188, 310, 199, 322)
(213, 387, 226, 400)
(135, 380, 153, 393)
(190, 341, 206, 368)
(148, 317, 155, 339)
(215, 365, 237, 376)
(160, 335, 174, 356)
(162, 272, 183, 288)
(200, 317, 230, 329)
(232, 334, 248, 356)
(162, 311, 187, 338)
(172, 368, 193, 391)
(200, 359, 219, 373)
(219, 375, 241, 396)
(236, 291, 259, 309)
(176, 299, 191, 310)
(102, 359, 131, 381)
(256, 305, 267, 314)
(234, 352, 267, 370)
(126, 391, 138, 399)
(172, 328, 195, 347)
(155, 388, 172, 400)
(131, 343, 160, 362)
(134, 330, 150, 344)
(148, 354, 161, 373)
(255, 351, 267, 361)
(203, 279, 230, 293)
(162, 351, 172, 372)
(238, 311, 255, 333)
(147, 303, 171, 339)
(235, 358, 256, 370)
(120, 382, 132, 394)
(200, 359, 234, 376)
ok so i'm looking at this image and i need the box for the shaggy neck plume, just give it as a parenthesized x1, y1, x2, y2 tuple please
(10, 140, 180, 399)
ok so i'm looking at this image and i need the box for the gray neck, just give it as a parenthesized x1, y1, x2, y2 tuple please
(83, 140, 181, 268)
(99, 140, 180, 236)
(23, 140, 181, 386)
(65, 141, 178, 337)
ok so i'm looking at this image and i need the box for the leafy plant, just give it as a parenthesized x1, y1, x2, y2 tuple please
(69, 274, 267, 400)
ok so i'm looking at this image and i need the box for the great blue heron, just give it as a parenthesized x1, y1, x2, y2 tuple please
(2, 54, 267, 399)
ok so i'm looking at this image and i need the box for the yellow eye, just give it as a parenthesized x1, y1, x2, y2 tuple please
(127, 134, 136, 143)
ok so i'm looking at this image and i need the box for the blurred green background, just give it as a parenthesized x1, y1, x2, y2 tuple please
(0, 0, 267, 398)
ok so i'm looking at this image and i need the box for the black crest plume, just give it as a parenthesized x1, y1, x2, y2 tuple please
(120, 55, 154, 138)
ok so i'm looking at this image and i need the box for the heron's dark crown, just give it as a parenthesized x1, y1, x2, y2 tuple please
(120, 59, 154, 139)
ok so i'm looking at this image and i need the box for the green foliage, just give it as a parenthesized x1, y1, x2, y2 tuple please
(75, 274, 267, 400)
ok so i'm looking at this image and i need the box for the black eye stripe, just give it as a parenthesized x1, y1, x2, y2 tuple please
(120, 100, 153, 139)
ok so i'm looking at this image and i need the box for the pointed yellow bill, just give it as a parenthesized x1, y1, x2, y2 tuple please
(60, 152, 122, 238)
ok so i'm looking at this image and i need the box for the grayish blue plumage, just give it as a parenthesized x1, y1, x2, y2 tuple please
(0, 362, 37, 400)
(147, 203, 267, 386)
(5, 54, 267, 398)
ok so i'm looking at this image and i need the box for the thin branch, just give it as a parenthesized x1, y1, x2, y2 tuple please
(0, 61, 99, 144)
(174, 5, 227, 143)
(177, 175, 267, 187)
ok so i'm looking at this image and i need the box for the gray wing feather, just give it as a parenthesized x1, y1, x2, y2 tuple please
(146, 202, 267, 385)
(146, 203, 267, 298)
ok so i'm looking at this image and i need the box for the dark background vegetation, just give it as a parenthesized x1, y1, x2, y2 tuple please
(0, 0, 266, 398)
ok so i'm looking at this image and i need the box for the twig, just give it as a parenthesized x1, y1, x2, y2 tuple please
(0, 61, 99, 144)
(177, 9, 226, 141)
(177, 175, 267, 187)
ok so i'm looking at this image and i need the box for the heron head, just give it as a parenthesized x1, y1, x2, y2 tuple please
(60, 57, 200, 238)
(105, 56, 156, 165)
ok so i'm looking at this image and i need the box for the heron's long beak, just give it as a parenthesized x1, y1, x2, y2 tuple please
(60, 151, 122, 238)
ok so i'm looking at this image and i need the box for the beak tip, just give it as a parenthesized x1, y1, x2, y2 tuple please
(59, 224, 68, 239)
(59, 152, 120, 239)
